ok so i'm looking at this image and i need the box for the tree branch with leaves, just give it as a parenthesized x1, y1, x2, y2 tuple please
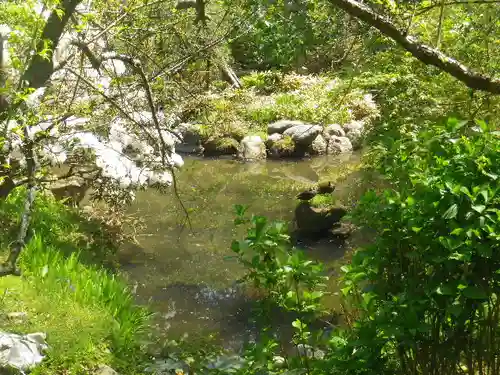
(328, 0, 500, 94)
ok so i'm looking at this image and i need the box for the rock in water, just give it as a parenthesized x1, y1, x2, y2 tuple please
(0, 332, 48, 372)
(203, 137, 239, 156)
(317, 181, 335, 194)
(296, 189, 318, 201)
(238, 135, 266, 161)
(309, 134, 327, 155)
(345, 128, 364, 150)
(268, 120, 306, 134)
(324, 124, 345, 138)
(173, 123, 204, 154)
(266, 133, 283, 145)
(327, 136, 353, 155)
(283, 124, 323, 147)
(294, 202, 347, 236)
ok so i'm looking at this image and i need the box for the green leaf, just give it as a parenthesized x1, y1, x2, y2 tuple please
(450, 228, 463, 236)
(436, 283, 455, 296)
(479, 190, 489, 203)
(340, 265, 350, 273)
(443, 204, 458, 219)
(460, 186, 472, 197)
(406, 196, 415, 206)
(41, 265, 49, 278)
(472, 205, 486, 214)
(462, 286, 488, 300)
(292, 319, 306, 329)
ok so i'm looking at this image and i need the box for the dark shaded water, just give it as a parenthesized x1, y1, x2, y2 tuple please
(118, 153, 376, 349)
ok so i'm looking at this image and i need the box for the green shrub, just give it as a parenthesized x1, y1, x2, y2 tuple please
(343, 118, 500, 374)
(191, 74, 378, 136)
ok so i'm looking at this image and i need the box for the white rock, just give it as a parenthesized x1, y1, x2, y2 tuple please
(0, 331, 48, 371)
(343, 120, 365, 134)
(345, 128, 364, 150)
(238, 135, 266, 161)
(309, 134, 327, 155)
(327, 136, 353, 155)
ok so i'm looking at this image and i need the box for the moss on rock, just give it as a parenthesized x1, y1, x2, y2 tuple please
(268, 135, 296, 158)
(203, 137, 239, 156)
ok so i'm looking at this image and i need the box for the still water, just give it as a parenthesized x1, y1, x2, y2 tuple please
(119, 153, 375, 349)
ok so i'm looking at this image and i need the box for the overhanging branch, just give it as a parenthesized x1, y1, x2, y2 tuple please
(329, 0, 500, 94)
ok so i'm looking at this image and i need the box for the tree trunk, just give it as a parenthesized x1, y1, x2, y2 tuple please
(220, 63, 242, 88)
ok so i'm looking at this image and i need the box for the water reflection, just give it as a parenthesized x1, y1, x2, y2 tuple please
(119, 153, 373, 349)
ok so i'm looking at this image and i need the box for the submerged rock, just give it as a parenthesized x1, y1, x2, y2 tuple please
(294, 202, 347, 236)
(268, 119, 305, 134)
(0, 331, 48, 372)
(331, 222, 356, 240)
(238, 135, 266, 161)
(327, 136, 353, 155)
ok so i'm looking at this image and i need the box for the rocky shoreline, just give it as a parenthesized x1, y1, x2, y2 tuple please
(173, 118, 370, 161)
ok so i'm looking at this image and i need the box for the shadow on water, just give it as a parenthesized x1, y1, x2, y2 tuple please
(118, 153, 379, 350)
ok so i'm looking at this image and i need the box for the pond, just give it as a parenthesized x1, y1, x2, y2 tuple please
(118, 152, 376, 350)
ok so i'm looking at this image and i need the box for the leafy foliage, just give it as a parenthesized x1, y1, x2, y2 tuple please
(343, 118, 500, 374)
(0, 190, 150, 373)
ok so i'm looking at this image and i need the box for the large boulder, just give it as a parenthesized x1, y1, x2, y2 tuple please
(309, 134, 327, 155)
(294, 202, 347, 236)
(203, 137, 239, 156)
(268, 120, 305, 134)
(238, 135, 266, 161)
(173, 123, 204, 154)
(324, 124, 345, 139)
(327, 136, 353, 155)
(283, 124, 322, 147)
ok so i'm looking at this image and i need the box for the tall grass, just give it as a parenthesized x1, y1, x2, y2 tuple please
(0, 188, 150, 355)
(20, 235, 150, 352)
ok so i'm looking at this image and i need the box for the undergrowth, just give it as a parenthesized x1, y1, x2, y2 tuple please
(190, 72, 379, 141)
(0, 189, 150, 374)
